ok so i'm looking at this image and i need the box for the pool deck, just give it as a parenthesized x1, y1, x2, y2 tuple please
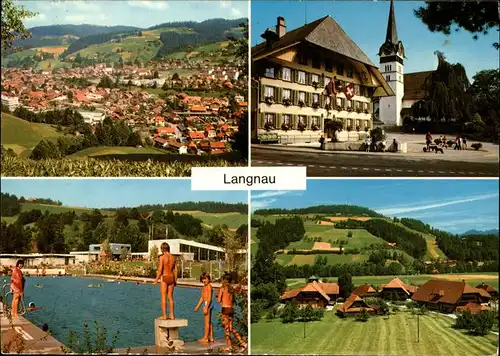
(82, 273, 224, 289)
(0, 304, 66, 354)
(115, 339, 247, 354)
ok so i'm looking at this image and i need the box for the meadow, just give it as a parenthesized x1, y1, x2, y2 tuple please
(68, 146, 167, 158)
(174, 211, 248, 230)
(251, 310, 498, 355)
(1, 113, 65, 157)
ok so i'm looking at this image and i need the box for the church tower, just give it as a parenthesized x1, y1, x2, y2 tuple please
(378, 0, 405, 126)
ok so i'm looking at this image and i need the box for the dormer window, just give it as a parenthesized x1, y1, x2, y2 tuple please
(265, 67, 275, 78)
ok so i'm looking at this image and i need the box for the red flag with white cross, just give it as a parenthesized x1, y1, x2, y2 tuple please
(344, 82, 355, 100)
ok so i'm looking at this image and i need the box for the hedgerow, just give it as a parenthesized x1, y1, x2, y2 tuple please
(1, 155, 243, 177)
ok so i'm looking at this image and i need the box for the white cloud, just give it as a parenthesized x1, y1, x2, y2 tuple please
(231, 7, 242, 17)
(376, 193, 499, 216)
(220, 1, 230, 9)
(74, 1, 102, 12)
(252, 191, 292, 200)
(26, 13, 47, 23)
(251, 199, 277, 212)
(127, 1, 169, 10)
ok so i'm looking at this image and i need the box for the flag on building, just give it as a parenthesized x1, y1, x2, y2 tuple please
(325, 80, 336, 95)
(344, 82, 355, 100)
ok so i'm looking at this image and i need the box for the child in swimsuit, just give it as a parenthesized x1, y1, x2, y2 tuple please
(10, 260, 25, 317)
(217, 272, 247, 351)
(153, 243, 177, 320)
(194, 272, 214, 344)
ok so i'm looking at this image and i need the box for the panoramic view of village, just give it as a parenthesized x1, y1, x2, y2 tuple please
(1, 0, 248, 177)
(250, 180, 499, 355)
(250, 1, 499, 177)
(0, 179, 248, 353)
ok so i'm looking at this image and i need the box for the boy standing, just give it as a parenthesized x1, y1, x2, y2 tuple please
(217, 273, 247, 351)
(194, 272, 214, 344)
(11, 260, 25, 318)
(153, 243, 177, 320)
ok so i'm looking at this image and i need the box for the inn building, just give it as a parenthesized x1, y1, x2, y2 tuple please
(251, 15, 394, 143)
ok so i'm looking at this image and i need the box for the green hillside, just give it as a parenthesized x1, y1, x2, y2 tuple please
(68, 146, 167, 158)
(172, 210, 247, 229)
(1, 113, 66, 157)
(252, 214, 445, 266)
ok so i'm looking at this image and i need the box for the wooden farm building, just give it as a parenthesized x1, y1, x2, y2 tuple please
(336, 293, 377, 316)
(280, 281, 339, 308)
(352, 283, 378, 298)
(379, 277, 418, 301)
(411, 280, 491, 313)
(475, 283, 498, 299)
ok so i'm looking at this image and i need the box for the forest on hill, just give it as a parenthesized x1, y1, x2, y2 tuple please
(253, 205, 384, 217)
(122, 201, 248, 213)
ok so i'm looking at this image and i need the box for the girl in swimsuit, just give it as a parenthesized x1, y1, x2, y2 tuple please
(194, 272, 214, 344)
(153, 243, 177, 320)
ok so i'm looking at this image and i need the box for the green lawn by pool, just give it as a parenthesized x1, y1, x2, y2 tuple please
(251, 311, 497, 355)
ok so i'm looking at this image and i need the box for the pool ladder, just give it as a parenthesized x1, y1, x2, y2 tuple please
(1, 284, 26, 316)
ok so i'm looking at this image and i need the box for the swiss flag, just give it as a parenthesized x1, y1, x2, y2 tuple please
(325, 80, 336, 96)
(344, 82, 355, 100)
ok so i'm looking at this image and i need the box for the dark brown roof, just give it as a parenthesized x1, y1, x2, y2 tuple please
(280, 281, 339, 302)
(337, 293, 375, 313)
(411, 280, 491, 305)
(476, 283, 497, 294)
(252, 16, 376, 67)
(403, 71, 433, 101)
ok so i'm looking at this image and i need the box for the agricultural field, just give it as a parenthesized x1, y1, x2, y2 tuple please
(1, 113, 66, 157)
(285, 272, 499, 290)
(35, 60, 72, 71)
(172, 211, 247, 229)
(68, 146, 167, 158)
(251, 310, 497, 355)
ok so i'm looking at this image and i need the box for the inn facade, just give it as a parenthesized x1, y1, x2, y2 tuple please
(251, 15, 394, 143)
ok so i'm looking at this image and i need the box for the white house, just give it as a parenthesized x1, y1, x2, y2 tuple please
(1, 95, 20, 111)
(79, 111, 106, 125)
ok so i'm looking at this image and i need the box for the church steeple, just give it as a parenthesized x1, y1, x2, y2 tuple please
(378, 0, 405, 59)
(385, 0, 398, 44)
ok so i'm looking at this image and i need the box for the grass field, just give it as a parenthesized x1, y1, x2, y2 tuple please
(251, 311, 498, 355)
(20, 202, 113, 216)
(286, 272, 499, 290)
(1, 113, 65, 157)
(68, 146, 167, 158)
(172, 211, 247, 229)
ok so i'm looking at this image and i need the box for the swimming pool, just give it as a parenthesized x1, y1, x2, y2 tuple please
(3, 276, 227, 348)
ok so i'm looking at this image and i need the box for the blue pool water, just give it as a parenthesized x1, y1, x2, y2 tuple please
(2, 276, 225, 348)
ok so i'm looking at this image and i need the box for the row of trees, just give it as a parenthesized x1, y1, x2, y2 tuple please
(1, 192, 21, 216)
(127, 201, 248, 214)
(13, 107, 88, 129)
(399, 217, 499, 262)
(254, 205, 383, 217)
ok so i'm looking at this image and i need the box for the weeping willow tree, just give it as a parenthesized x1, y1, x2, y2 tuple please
(413, 51, 472, 122)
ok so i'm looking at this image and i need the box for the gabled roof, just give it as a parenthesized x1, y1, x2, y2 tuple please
(380, 277, 417, 295)
(337, 293, 374, 313)
(280, 281, 339, 302)
(475, 283, 497, 294)
(411, 280, 491, 305)
(252, 16, 376, 67)
(456, 302, 489, 314)
(403, 71, 433, 101)
(352, 284, 377, 296)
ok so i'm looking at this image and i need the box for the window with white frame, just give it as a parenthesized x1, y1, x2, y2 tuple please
(264, 113, 275, 125)
(354, 85, 360, 96)
(311, 74, 319, 84)
(312, 93, 319, 103)
(347, 100, 352, 108)
(324, 77, 331, 87)
(364, 102, 368, 110)
(297, 71, 306, 84)
(298, 116, 306, 124)
(264, 67, 275, 77)
(298, 91, 305, 102)
(283, 114, 291, 124)
(283, 89, 291, 100)
(336, 97, 344, 107)
(311, 116, 319, 126)
(325, 96, 331, 105)
(282, 67, 291, 81)
(385, 75, 390, 81)
(265, 86, 274, 97)
(356, 101, 362, 109)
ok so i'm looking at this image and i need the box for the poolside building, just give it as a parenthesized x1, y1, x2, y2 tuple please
(0, 253, 76, 267)
(89, 243, 132, 260)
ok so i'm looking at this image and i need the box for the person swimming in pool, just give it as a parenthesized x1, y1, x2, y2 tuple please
(27, 302, 43, 312)
(194, 272, 214, 344)
(153, 243, 177, 320)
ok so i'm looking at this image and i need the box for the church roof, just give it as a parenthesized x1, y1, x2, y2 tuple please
(252, 16, 376, 68)
(403, 71, 434, 101)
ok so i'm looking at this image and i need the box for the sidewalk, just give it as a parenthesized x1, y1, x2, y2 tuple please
(82, 273, 223, 289)
(252, 143, 499, 163)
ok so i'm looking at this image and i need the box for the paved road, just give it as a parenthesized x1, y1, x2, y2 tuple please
(252, 147, 499, 177)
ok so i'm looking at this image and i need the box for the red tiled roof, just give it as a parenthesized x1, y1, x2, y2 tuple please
(210, 141, 226, 149)
(190, 105, 206, 112)
(352, 284, 377, 296)
(280, 281, 339, 302)
(476, 283, 497, 294)
(456, 302, 489, 314)
(403, 71, 433, 101)
(412, 280, 490, 305)
(381, 277, 417, 295)
(157, 127, 175, 134)
(189, 131, 205, 139)
(337, 293, 375, 313)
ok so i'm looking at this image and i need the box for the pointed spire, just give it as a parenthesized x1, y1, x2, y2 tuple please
(385, 0, 398, 44)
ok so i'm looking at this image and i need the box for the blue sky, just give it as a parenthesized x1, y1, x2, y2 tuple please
(19, 1, 248, 28)
(251, 1, 499, 78)
(1, 179, 248, 208)
(251, 179, 499, 234)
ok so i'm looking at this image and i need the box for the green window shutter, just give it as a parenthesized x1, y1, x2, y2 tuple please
(292, 114, 297, 129)
(305, 115, 310, 129)
(307, 92, 312, 106)
(320, 74, 325, 87)
(292, 90, 298, 106)
(319, 116, 324, 130)
(277, 67, 282, 80)
(276, 87, 282, 103)
(293, 69, 298, 83)
(319, 94, 324, 108)
(260, 85, 266, 102)
(259, 112, 265, 128)
(306, 72, 311, 85)
(276, 113, 283, 126)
